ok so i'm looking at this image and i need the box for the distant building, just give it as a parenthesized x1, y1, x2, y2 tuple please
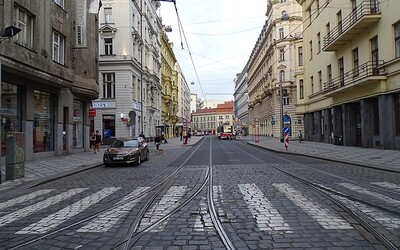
(234, 68, 249, 136)
(191, 101, 234, 134)
(1, 1, 99, 160)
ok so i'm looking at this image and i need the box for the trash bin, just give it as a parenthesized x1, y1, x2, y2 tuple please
(6, 132, 25, 180)
(334, 135, 343, 146)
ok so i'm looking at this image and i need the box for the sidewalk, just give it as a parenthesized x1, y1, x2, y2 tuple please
(244, 136, 400, 173)
(0, 136, 203, 193)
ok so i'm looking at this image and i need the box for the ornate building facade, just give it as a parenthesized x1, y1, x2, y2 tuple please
(248, 0, 303, 139)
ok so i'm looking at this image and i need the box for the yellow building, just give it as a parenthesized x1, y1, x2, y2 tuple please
(160, 27, 178, 138)
(296, 0, 400, 149)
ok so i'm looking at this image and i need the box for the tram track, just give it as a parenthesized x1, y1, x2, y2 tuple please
(235, 141, 400, 250)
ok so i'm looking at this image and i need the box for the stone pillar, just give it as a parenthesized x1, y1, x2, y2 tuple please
(360, 99, 373, 148)
(379, 94, 395, 149)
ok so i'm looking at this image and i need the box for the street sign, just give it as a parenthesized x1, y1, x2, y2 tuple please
(284, 127, 289, 134)
(89, 108, 96, 117)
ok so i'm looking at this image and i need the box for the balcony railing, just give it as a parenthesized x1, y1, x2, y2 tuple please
(323, 60, 386, 93)
(323, 1, 381, 51)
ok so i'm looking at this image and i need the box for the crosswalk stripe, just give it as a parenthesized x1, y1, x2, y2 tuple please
(338, 183, 400, 207)
(15, 187, 120, 234)
(139, 186, 187, 232)
(238, 183, 292, 232)
(333, 194, 400, 229)
(0, 188, 87, 228)
(370, 182, 400, 192)
(77, 187, 149, 232)
(273, 183, 353, 230)
(0, 189, 54, 210)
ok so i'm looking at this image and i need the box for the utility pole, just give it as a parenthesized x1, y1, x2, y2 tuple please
(140, 0, 144, 134)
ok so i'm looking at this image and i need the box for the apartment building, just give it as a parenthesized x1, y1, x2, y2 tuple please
(233, 68, 250, 135)
(1, 0, 99, 161)
(175, 63, 191, 137)
(296, 0, 400, 149)
(191, 101, 234, 135)
(93, 0, 162, 143)
(248, 0, 303, 138)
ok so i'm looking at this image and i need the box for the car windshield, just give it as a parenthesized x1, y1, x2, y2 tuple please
(111, 139, 139, 148)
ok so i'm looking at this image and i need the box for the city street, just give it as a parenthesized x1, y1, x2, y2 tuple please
(0, 136, 399, 249)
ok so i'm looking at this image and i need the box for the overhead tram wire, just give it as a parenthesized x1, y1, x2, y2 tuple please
(171, 1, 207, 102)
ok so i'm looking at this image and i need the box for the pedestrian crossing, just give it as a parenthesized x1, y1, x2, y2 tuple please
(0, 182, 399, 235)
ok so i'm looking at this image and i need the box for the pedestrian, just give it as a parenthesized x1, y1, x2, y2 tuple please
(298, 129, 303, 143)
(187, 130, 192, 141)
(90, 132, 97, 153)
(95, 130, 102, 154)
(180, 131, 182, 141)
(139, 131, 145, 140)
(154, 133, 161, 151)
(161, 132, 168, 143)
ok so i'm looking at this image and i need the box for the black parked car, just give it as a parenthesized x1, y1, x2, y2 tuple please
(103, 137, 149, 167)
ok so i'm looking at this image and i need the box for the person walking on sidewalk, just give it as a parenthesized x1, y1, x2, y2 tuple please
(298, 129, 303, 143)
(90, 132, 97, 153)
(95, 130, 102, 154)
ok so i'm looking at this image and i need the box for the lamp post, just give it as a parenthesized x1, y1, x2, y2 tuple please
(279, 81, 284, 143)
(0, 26, 22, 184)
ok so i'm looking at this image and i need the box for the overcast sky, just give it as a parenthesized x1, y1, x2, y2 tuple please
(158, 1, 268, 102)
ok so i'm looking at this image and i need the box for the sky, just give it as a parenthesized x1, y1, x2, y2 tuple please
(158, 0, 268, 102)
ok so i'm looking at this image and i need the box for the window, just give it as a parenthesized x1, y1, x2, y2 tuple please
(317, 33, 321, 53)
(371, 36, 379, 68)
(309, 41, 313, 60)
(298, 46, 303, 66)
(52, 30, 64, 64)
(351, 0, 357, 23)
(283, 90, 289, 105)
(104, 38, 113, 55)
(395, 22, 400, 58)
(311, 76, 314, 94)
(33, 90, 54, 153)
(279, 28, 284, 40)
(353, 48, 359, 77)
(104, 7, 112, 23)
(102, 73, 115, 98)
(338, 57, 344, 86)
(307, 8, 312, 25)
(396, 94, 400, 135)
(337, 11, 342, 33)
(318, 71, 322, 90)
(326, 22, 331, 41)
(299, 79, 304, 99)
(14, 6, 33, 49)
(279, 49, 285, 61)
(327, 65, 332, 88)
(53, 0, 64, 8)
(279, 70, 285, 82)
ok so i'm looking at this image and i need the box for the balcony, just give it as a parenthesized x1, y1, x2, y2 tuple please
(323, 1, 381, 51)
(323, 61, 386, 96)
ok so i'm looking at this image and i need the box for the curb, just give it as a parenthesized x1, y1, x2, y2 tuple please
(247, 142, 400, 174)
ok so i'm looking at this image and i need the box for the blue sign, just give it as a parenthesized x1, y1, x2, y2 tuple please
(103, 129, 112, 138)
(284, 127, 290, 134)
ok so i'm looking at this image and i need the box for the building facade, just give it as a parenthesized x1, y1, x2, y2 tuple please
(296, 0, 400, 149)
(1, 0, 99, 161)
(191, 101, 234, 135)
(160, 27, 178, 138)
(248, 0, 303, 139)
(233, 68, 249, 135)
(176, 63, 191, 137)
(94, 0, 162, 143)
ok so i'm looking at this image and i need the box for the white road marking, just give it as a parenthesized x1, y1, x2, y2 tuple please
(333, 195, 400, 229)
(338, 183, 400, 207)
(0, 189, 54, 210)
(273, 183, 353, 230)
(238, 183, 292, 232)
(16, 187, 120, 234)
(0, 188, 87, 228)
(139, 186, 187, 232)
(371, 182, 400, 192)
(77, 187, 149, 232)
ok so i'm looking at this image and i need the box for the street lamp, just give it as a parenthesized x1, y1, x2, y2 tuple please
(0, 25, 21, 184)
(280, 81, 284, 142)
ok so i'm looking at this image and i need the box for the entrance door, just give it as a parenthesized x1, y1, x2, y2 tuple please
(355, 103, 362, 146)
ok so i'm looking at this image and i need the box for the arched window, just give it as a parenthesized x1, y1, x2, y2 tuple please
(279, 70, 285, 82)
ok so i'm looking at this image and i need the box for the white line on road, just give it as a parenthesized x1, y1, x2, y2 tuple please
(0, 188, 87, 228)
(338, 182, 400, 207)
(238, 183, 292, 232)
(273, 183, 353, 230)
(370, 182, 400, 192)
(0, 189, 54, 210)
(77, 187, 149, 232)
(15, 187, 120, 234)
(139, 186, 187, 232)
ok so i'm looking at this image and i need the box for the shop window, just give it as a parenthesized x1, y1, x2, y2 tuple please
(33, 90, 54, 153)
(1, 83, 22, 156)
(103, 115, 115, 139)
(73, 100, 84, 149)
